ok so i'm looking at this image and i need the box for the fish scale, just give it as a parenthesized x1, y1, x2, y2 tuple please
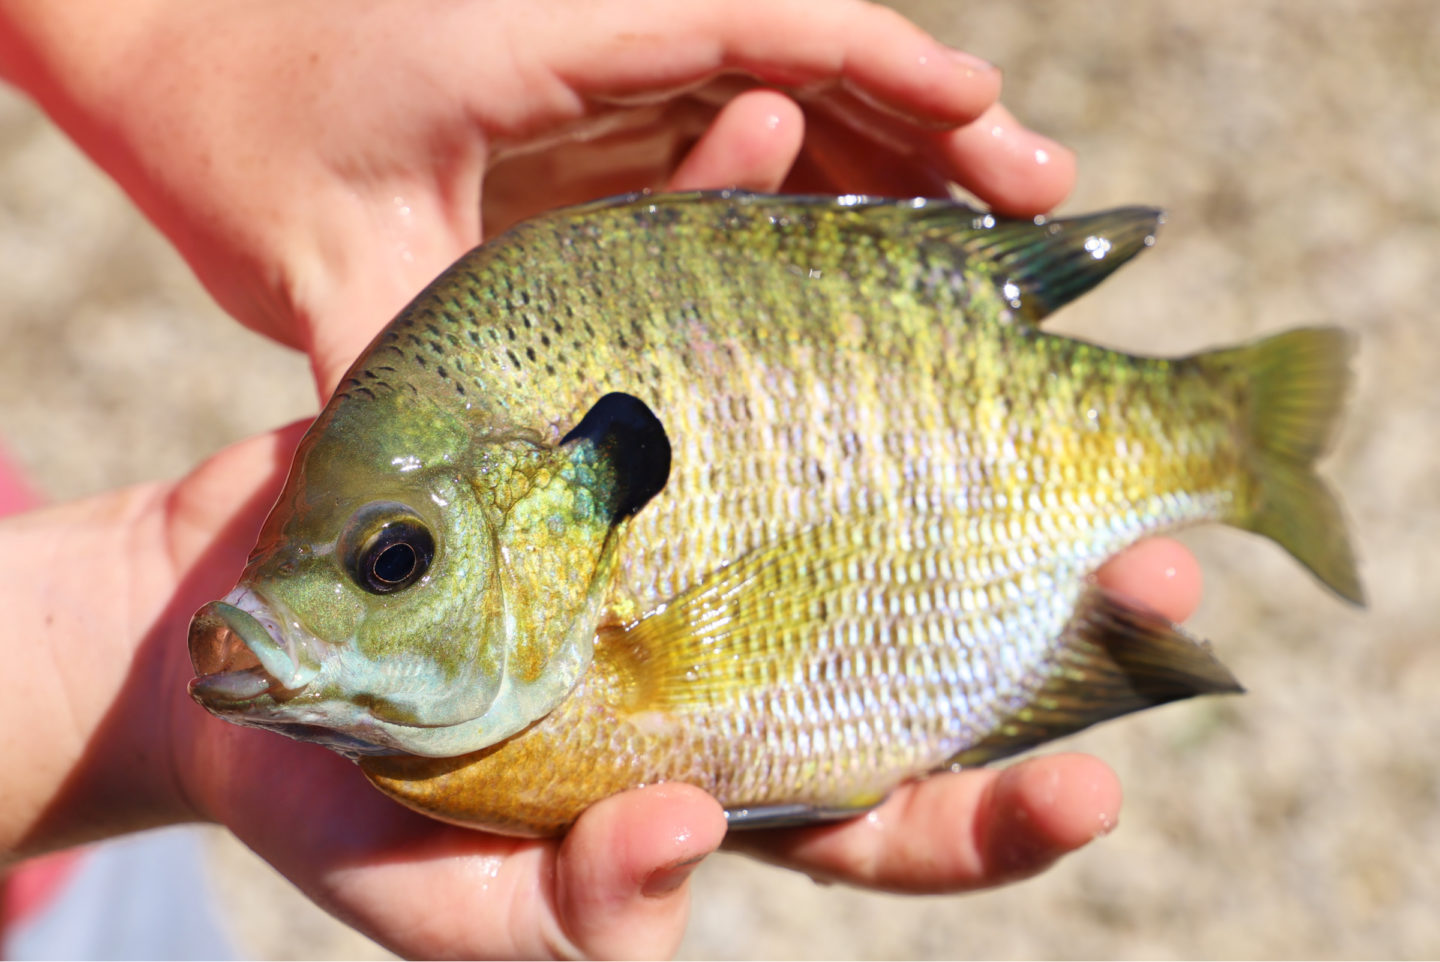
(188, 191, 1362, 835)
(385, 275, 1217, 818)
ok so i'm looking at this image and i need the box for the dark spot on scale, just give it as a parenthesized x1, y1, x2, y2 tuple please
(464, 270, 482, 288)
(545, 363, 555, 376)
(426, 323, 442, 338)
(466, 330, 482, 346)
(413, 353, 427, 368)
(356, 386, 377, 400)
(506, 326, 516, 341)
(405, 332, 423, 347)
(455, 383, 466, 397)
(540, 332, 551, 347)
(377, 365, 397, 374)
(507, 349, 521, 370)
(437, 365, 449, 380)
(525, 345, 536, 362)
(617, 334, 628, 350)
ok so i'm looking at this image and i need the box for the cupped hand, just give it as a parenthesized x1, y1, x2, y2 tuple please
(148, 429, 1200, 959)
(26, 0, 1072, 394)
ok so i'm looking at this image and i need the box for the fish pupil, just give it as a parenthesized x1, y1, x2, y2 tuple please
(371, 542, 418, 585)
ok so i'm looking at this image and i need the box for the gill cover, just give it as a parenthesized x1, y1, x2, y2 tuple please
(454, 391, 672, 754)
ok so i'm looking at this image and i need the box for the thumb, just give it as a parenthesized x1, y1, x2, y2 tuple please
(553, 783, 728, 959)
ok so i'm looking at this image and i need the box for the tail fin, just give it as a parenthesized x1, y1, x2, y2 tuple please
(1199, 327, 1365, 606)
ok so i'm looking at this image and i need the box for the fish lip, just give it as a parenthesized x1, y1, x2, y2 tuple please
(188, 590, 320, 708)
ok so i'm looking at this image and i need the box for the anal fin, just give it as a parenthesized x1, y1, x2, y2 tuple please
(950, 586, 1244, 767)
(723, 798, 885, 831)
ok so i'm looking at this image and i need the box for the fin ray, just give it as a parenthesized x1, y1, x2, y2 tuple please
(922, 205, 1165, 323)
(724, 799, 885, 831)
(951, 586, 1243, 767)
(1198, 327, 1365, 605)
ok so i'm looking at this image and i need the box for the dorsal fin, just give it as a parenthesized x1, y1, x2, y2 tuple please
(931, 206, 1164, 324)
(561, 392, 671, 521)
(949, 585, 1244, 767)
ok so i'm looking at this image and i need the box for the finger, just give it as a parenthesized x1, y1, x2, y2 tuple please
(666, 89, 805, 192)
(1094, 537, 1203, 623)
(554, 783, 728, 959)
(935, 103, 1076, 216)
(782, 100, 956, 197)
(533, 0, 1000, 128)
(727, 753, 1120, 893)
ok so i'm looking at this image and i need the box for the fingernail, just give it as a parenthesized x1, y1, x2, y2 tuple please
(642, 853, 707, 898)
(940, 46, 999, 76)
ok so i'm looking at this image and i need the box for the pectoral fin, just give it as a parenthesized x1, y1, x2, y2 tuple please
(950, 585, 1244, 767)
(607, 524, 870, 711)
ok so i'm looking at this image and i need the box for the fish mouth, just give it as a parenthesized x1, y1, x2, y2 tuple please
(188, 592, 319, 709)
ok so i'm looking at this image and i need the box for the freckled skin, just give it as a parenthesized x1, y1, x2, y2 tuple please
(195, 192, 1360, 835)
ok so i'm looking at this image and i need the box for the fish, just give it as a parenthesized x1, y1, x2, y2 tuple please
(187, 190, 1363, 837)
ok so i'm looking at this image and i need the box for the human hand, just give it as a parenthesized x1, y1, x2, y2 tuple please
(1, 0, 1073, 395)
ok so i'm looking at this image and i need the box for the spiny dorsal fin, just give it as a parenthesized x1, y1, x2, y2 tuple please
(561, 392, 671, 522)
(950, 586, 1244, 768)
(926, 206, 1164, 324)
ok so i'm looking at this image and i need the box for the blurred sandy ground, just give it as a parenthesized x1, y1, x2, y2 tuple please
(0, 0, 1435, 957)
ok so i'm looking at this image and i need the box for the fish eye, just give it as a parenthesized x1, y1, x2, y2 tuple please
(341, 502, 436, 595)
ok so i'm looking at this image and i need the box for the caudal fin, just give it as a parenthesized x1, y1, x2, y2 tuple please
(1200, 327, 1365, 606)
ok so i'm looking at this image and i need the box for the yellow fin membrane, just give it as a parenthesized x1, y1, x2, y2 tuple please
(1199, 327, 1365, 605)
